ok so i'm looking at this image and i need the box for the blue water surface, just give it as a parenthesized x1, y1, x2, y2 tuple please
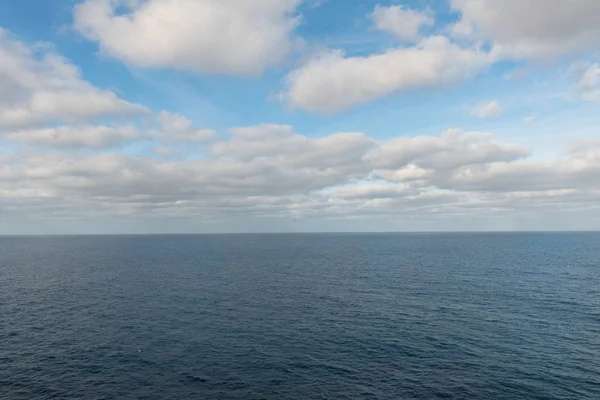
(1, 233, 599, 399)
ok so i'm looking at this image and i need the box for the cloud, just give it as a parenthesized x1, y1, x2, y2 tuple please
(370, 128, 528, 171)
(371, 5, 433, 42)
(278, 1, 600, 114)
(2, 111, 219, 148)
(3, 125, 143, 149)
(280, 36, 491, 113)
(434, 159, 600, 193)
(0, 28, 148, 130)
(4, 1, 600, 232)
(156, 111, 217, 142)
(73, 0, 301, 76)
(469, 100, 503, 118)
(3, 124, 599, 227)
(450, 0, 600, 59)
(211, 124, 375, 169)
(575, 63, 600, 102)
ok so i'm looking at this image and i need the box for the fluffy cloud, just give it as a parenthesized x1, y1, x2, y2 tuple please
(450, 0, 600, 59)
(156, 111, 217, 142)
(371, 5, 433, 42)
(3, 125, 143, 149)
(3, 2, 600, 232)
(279, 1, 600, 114)
(73, 0, 301, 76)
(281, 36, 490, 113)
(0, 109, 222, 149)
(370, 129, 528, 171)
(469, 100, 503, 118)
(3, 124, 599, 227)
(435, 158, 600, 193)
(211, 124, 374, 171)
(0, 28, 147, 130)
(575, 63, 600, 102)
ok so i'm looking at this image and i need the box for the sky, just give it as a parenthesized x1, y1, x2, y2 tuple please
(1, 0, 600, 234)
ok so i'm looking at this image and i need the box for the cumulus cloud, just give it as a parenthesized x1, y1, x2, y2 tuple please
(278, 1, 600, 114)
(469, 100, 503, 118)
(371, 5, 434, 42)
(156, 111, 217, 142)
(0, 28, 147, 130)
(435, 159, 600, 193)
(0, 109, 218, 149)
(575, 63, 600, 102)
(73, 0, 301, 76)
(450, 0, 600, 59)
(3, 2, 600, 232)
(212, 124, 375, 171)
(3, 124, 599, 227)
(281, 36, 490, 113)
(370, 129, 528, 171)
(3, 125, 143, 149)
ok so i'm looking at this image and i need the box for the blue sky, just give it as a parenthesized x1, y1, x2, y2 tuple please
(1, 0, 599, 234)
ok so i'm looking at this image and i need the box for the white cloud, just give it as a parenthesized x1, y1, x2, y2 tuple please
(370, 129, 528, 171)
(575, 63, 600, 102)
(371, 5, 433, 42)
(4, 1, 600, 232)
(278, 1, 600, 114)
(73, 0, 301, 76)
(0, 107, 224, 152)
(2, 111, 219, 148)
(3, 124, 599, 228)
(281, 36, 491, 113)
(469, 100, 503, 118)
(0, 28, 147, 130)
(328, 184, 411, 201)
(156, 111, 217, 142)
(450, 0, 600, 59)
(3, 125, 143, 148)
(212, 124, 375, 173)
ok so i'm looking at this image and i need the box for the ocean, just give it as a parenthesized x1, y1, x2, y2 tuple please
(1, 233, 599, 399)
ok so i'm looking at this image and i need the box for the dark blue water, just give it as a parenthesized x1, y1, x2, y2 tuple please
(1, 233, 599, 399)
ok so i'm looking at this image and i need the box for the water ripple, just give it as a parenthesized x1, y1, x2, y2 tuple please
(1, 233, 599, 399)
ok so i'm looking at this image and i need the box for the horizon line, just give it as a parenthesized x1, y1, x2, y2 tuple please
(2, 230, 600, 237)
